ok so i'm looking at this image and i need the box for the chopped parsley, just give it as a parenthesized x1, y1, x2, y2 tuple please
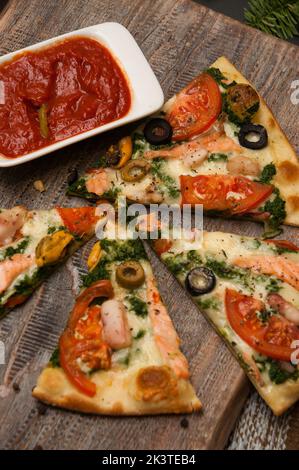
(0, 237, 30, 260)
(163, 250, 202, 276)
(82, 260, 110, 288)
(134, 329, 146, 340)
(261, 188, 286, 238)
(258, 163, 276, 184)
(126, 295, 148, 318)
(66, 178, 99, 201)
(49, 347, 60, 368)
(208, 153, 228, 163)
(151, 158, 180, 199)
(206, 67, 236, 89)
(100, 239, 147, 263)
(197, 296, 220, 311)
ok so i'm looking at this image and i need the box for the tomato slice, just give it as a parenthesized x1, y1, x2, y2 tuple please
(5, 294, 28, 309)
(265, 239, 299, 252)
(225, 288, 299, 362)
(166, 73, 222, 141)
(153, 239, 173, 256)
(59, 280, 114, 397)
(180, 175, 273, 214)
(57, 207, 98, 237)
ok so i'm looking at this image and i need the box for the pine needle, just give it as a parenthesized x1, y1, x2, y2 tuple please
(244, 0, 299, 40)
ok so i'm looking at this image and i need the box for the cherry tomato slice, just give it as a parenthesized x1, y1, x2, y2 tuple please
(57, 207, 98, 237)
(180, 175, 273, 214)
(153, 239, 173, 256)
(225, 288, 299, 362)
(59, 280, 114, 397)
(265, 239, 299, 252)
(166, 73, 222, 141)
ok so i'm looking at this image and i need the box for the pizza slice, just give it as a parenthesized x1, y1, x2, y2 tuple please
(66, 56, 298, 238)
(0, 206, 100, 317)
(32, 235, 201, 415)
(150, 232, 299, 415)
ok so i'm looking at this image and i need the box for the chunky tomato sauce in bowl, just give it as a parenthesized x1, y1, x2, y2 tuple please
(0, 23, 164, 166)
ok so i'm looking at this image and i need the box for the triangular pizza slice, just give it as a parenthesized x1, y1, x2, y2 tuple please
(0, 206, 100, 317)
(150, 232, 299, 415)
(33, 234, 201, 415)
(66, 56, 298, 238)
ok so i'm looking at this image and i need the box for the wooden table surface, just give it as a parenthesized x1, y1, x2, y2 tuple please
(0, 0, 298, 450)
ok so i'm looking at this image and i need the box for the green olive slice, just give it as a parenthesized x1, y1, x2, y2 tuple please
(121, 159, 150, 182)
(116, 261, 145, 289)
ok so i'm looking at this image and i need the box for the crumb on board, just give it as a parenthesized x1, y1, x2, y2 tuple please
(33, 180, 46, 192)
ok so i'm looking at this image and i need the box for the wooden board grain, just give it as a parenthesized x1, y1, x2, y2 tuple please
(0, 0, 298, 450)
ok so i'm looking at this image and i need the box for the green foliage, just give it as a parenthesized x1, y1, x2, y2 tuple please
(151, 158, 180, 199)
(49, 347, 60, 368)
(208, 153, 228, 163)
(0, 237, 29, 260)
(258, 163, 277, 184)
(262, 189, 286, 238)
(245, 0, 299, 40)
(126, 295, 148, 318)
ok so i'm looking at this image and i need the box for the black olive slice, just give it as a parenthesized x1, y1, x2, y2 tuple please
(67, 169, 78, 186)
(144, 118, 173, 145)
(238, 123, 268, 150)
(185, 267, 216, 296)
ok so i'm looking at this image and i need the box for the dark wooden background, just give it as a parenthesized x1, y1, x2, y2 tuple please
(0, 0, 298, 450)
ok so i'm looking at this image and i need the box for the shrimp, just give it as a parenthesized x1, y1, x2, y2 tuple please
(227, 155, 260, 177)
(234, 255, 299, 291)
(267, 293, 299, 326)
(0, 253, 34, 294)
(147, 277, 189, 379)
(0, 206, 28, 246)
(101, 299, 132, 350)
(86, 169, 110, 196)
(143, 132, 241, 161)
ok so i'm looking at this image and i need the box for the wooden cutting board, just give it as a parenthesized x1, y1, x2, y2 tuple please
(0, 0, 298, 450)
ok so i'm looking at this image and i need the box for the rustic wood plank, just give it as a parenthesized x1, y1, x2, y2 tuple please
(0, 0, 298, 450)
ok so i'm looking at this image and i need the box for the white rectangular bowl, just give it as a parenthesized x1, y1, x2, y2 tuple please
(0, 22, 164, 167)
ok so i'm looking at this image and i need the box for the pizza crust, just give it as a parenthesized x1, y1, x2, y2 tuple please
(211, 56, 299, 227)
(32, 364, 201, 415)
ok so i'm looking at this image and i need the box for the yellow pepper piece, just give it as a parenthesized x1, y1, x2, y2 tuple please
(87, 241, 102, 271)
(36, 230, 74, 267)
(38, 103, 49, 139)
(114, 136, 133, 169)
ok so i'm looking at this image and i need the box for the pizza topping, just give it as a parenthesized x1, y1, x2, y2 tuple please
(121, 159, 150, 182)
(87, 241, 102, 272)
(59, 280, 114, 397)
(225, 288, 299, 362)
(225, 84, 260, 125)
(227, 155, 260, 177)
(101, 299, 132, 349)
(267, 293, 299, 326)
(234, 254, 299, 291)
(166, 73, 222, 141)
(85, 168, 110, 197)
(116, 260, 145, 289)
(35, 230, 74, 267)
(180, 175, 273, 214)
(152, 239, 173, 256)
(57, 207, 98, 237)
(265, 239, 299, 254)
(0, 206, 28, 247)
(0, 253, 35, 294)
(185, 267, 216, 296)
(107, 136, 133, 169)
(144, 118, 173, 145)
(143, 132, 241, 161)
(238, 123, 268, 150)
(147, 278, 189, 379)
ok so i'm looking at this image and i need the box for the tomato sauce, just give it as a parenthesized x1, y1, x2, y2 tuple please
(0, 37, 131, 158)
